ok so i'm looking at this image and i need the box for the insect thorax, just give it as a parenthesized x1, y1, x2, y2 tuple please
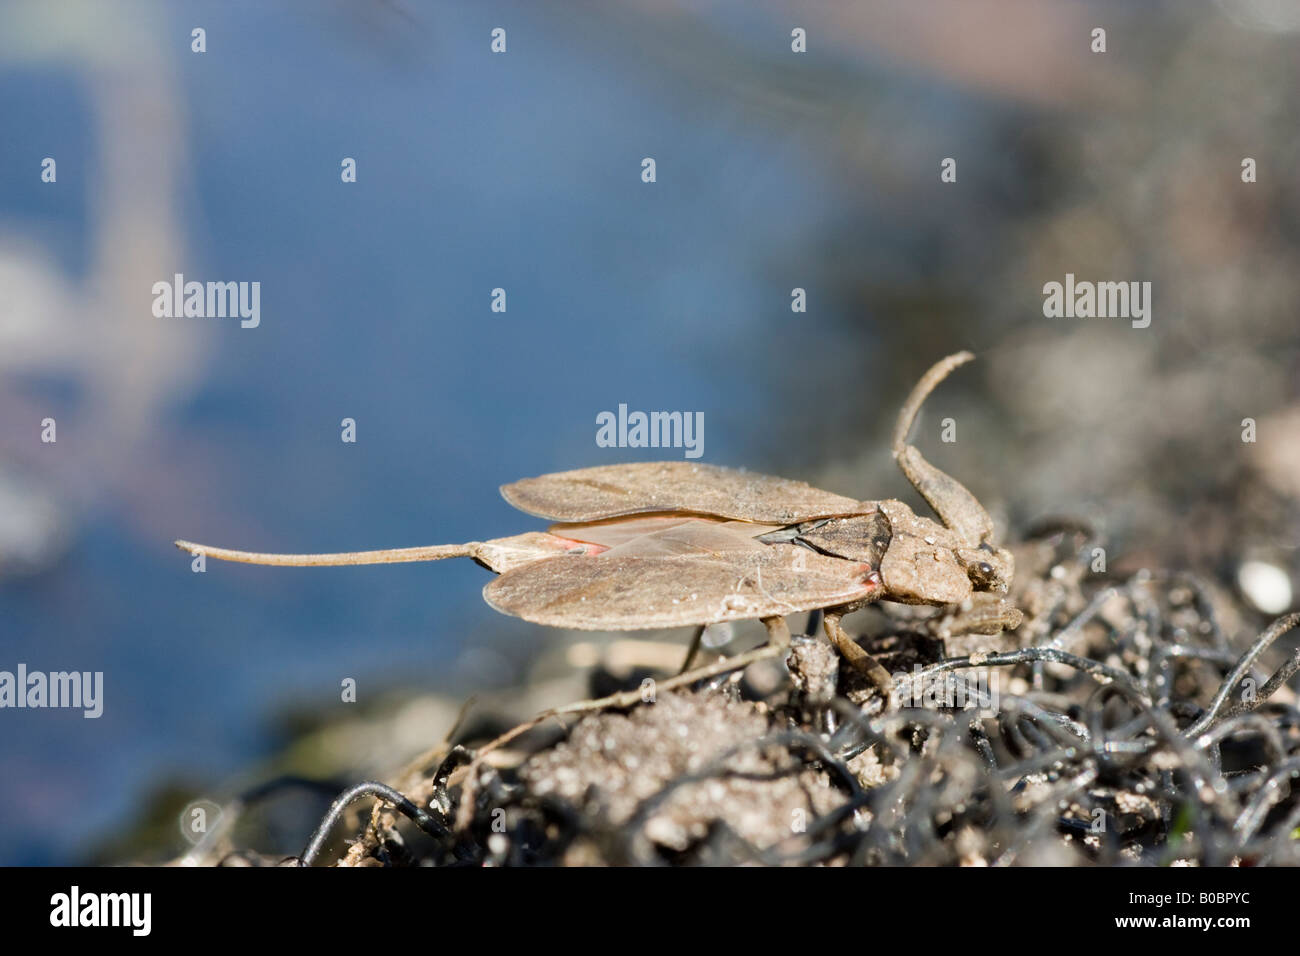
(759, 513, 892, 567)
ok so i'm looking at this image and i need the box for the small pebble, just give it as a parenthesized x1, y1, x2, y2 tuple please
(1238, 560, 1292, 614)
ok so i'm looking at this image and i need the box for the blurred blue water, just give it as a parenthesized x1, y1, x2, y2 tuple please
(0, 2, 890, 863)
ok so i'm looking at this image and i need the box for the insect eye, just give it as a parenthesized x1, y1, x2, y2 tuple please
(979, 542, 995, 553)
(978, 561, 994, 576)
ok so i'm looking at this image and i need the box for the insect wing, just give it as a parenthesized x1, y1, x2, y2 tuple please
(472, 532, 599, 573)
(552, 515, 781, 554)
(483, 541, 880, 630)
(501, 462, 864, 524)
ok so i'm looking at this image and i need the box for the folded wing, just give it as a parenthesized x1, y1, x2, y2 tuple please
(501, 462, 864, 523)
(483, 539, 880, 630)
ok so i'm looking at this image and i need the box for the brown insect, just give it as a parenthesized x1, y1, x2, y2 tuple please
(176, 352, 1017, 687)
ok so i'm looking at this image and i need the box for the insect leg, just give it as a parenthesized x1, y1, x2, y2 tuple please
(891, 352, 996, 548)
(680, 616, 788, 686)
(804, 607, 823, 638)
(823, 609, 892, 689)
(677, 624, 707, 675)
(761, 615, 791, 648)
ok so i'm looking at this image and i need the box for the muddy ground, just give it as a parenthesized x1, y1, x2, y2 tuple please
(120, 470, 1300, 866)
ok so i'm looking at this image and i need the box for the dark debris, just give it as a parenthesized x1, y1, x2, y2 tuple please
(183, 525, 1300, 867)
